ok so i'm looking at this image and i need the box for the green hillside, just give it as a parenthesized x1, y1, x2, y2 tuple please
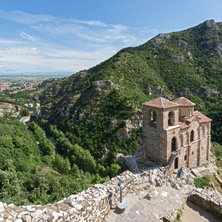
(0, 118, 109, 205)
(38, 19, 222, 168)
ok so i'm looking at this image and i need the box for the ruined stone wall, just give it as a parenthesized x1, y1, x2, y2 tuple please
(0, 171, 140, 222)
(188, 188, 222, 219)
(0, 165, 221, 222)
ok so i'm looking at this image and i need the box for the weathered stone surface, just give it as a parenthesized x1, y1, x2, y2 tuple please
(188, 188, 222, 218)
(0, 166, 221, 221)
(177, 167, 188, 179)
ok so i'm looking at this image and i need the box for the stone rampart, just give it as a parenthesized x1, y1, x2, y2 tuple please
(0, 166, 222, 222)
(0, 171, 141, 222)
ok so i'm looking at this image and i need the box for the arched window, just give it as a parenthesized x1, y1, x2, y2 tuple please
(171, 137, 177, 152)
(149, 110, 156, 128)
(190, 130, 194, 142)
(180, 134, 183, 147)
(168, 112, 174, 126)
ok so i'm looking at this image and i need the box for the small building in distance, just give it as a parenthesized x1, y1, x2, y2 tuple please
(142, 97, 212, 170)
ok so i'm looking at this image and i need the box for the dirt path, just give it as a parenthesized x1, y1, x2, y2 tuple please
(181, 201, 220, 222)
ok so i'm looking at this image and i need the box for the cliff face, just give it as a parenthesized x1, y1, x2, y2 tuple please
(0, 103, 20, 116)
(37, 19, 222, 157)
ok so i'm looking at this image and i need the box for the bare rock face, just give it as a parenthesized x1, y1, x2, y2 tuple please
(93, 80, 117, 88)
(0, 103, 20, 116)
(200, 40, 214, 48)
(170, 54, 185, 62)
(108, 119, 118, 129)
(204, 19, 215, 29)
(213, 43, 222, 57)
(111, 111, 142, 139)
(57, 107, 70, 117)
(178, 40, 188, 49)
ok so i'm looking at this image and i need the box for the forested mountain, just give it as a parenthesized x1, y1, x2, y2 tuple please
(2, 19, 222, 205)
(38, 19, 222, 156)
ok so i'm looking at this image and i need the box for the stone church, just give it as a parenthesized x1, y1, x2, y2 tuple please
(142, 97, 212, 170)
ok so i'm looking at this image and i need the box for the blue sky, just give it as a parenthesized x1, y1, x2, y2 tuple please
(0, 0, 222, 75)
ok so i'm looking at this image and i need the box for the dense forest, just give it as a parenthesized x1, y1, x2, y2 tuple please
(0, 118, 113, 205)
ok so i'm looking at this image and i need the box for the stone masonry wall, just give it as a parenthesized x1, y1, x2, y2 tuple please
(0, 166, 222, 221)
(0, 171, 140, 222)
(188, 188, 222, 219)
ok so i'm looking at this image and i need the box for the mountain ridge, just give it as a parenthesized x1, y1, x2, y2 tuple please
(36, 19, 222, 162)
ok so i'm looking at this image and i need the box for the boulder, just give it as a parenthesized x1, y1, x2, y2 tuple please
(177, 167, 188, 179)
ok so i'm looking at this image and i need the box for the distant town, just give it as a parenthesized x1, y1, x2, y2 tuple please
(0, 77, 43, 94)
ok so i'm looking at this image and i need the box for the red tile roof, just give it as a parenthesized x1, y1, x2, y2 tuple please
(179, 111, 212, 129)
(193, 111, 212, 123)
(173, 97, 196, 107)
(178, 121, 190, 129)
(143, 97, 178, 109)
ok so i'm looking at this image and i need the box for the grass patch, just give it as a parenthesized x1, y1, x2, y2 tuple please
(174, 209, 183, 222)
(144, 194, 151, 200)
(194, 175, 212, 188)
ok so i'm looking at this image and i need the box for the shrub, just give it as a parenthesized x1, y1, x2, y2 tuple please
(194, 175, 212, 188)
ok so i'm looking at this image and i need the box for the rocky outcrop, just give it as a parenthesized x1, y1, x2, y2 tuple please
(0, 103, 20, 116)
(178, 40, 188, 49)
(38, 79, 56, 88)
(92, 80, 117, 88)
(111, 111, 142, 139)
(170, 54, 185, 62)
(203, 19, 216, 29)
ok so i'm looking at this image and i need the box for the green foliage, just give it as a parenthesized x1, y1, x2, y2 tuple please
(194, 175, 212, 188)
(144, 194, 151, 200)
(107, 163, 121, 178)
(0, 118, 107, 205)
(175, 209, 183, 222)
(28, 121, 55, 157)
(212, 142, 222, 159)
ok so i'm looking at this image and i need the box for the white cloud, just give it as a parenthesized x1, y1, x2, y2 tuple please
(20, 32, 36, 41)
(0, 45, 117, 74)
(72, 19, 107, 27)
(0, 10, 54, 24)
(0, 39, 23, 45)
(0, 10, 159, 75)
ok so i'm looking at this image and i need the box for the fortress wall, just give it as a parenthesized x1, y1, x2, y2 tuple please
(0, 171, 140, 222)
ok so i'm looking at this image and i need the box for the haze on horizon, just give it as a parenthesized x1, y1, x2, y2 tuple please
(1, 0, 222, 76)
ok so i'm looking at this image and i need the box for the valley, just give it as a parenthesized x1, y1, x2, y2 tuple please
(0, 20, 222, 221)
